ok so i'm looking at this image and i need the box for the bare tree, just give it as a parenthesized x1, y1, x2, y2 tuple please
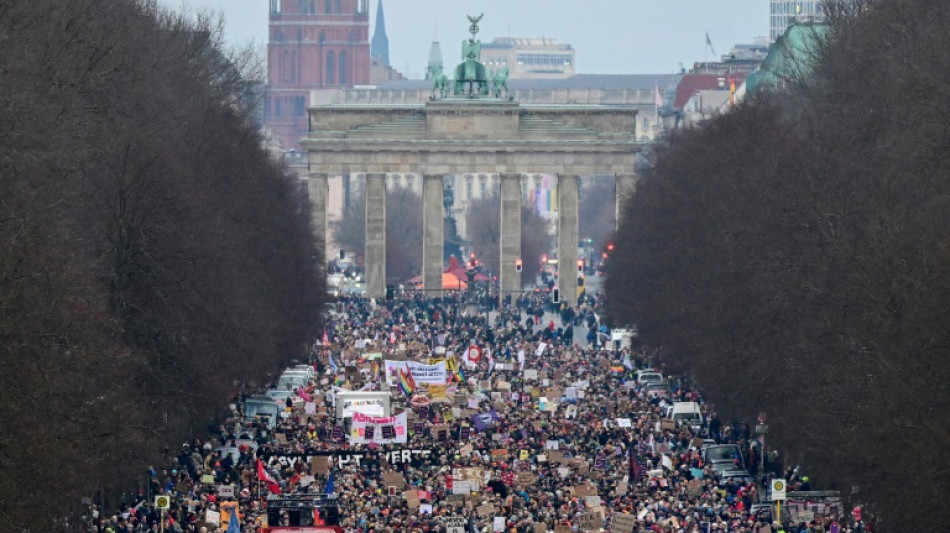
(330, 185, 423, 283)
(466, 196, 552, 287)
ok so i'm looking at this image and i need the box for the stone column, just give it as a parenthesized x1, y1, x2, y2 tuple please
(615, 173, 638, 230)
(422, 174, 444, 298)
(499, 173, 523, 307)
(364, 173, 387, 299)
(305, 173, 329, 261)
(557, 174, 580, 307)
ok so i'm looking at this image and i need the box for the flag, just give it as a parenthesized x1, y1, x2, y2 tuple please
(256, 458, 281, 494)
(455, 365, 466, 383)
(226, 510, 241, 533)
(325, 471, 335, 495)
(328, 354, 339, 374)
(397, 367, 416, 396)
(297, 387, 312, 402)
(705, 31, 717, 56)
(322, 330, 330, 345)
(654, 83, 663, 107)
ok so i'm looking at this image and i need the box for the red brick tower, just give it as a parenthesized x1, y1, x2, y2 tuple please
(265, 0, 370, 150)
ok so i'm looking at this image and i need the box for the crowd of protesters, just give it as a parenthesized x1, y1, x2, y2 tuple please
(83, 289, 870, 533)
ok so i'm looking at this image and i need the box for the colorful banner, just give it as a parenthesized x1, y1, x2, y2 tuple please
(349, 411, 409, 444)
(384, 360, 447, 386)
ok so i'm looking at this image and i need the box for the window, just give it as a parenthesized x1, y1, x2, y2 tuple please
(270, 0, 280, 14)
(339, 50, 347, 85)
(465, 176, 474, 199)
(275, 98, 282, 117)
(326, 51, 335, 84)
(325, 0, 331, 13)
(335, 0, 341, 13)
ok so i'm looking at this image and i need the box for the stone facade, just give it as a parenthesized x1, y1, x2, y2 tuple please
(303, 98, 641, 304)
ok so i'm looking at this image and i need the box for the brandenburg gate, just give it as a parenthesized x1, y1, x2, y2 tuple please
(302, 16, 640, 306)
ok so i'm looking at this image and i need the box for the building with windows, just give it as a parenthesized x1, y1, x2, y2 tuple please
(480, 37, 575, 79)
(264, 0, 371, 150)
(770, 0, 824, 42)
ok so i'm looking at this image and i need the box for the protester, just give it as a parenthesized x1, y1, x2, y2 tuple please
(82, 289, 854, 533)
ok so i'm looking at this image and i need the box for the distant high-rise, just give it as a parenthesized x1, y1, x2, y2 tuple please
(370, 0, 390, 67)
(770, 0, 824, 42)
(265, 0, 371, 151)
(425, 39, 443, 80)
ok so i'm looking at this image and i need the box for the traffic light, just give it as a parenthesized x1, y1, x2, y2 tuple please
(607, 242, 615, 252)
(602, 252, 608, 260)
(339, 249, 346, 260)
(515, 259, 523, 272)
(577, 259, 584, 273)
(469, 252, 476, 268)
(386, 285, 395, 300)
(552, 288, 560, 304)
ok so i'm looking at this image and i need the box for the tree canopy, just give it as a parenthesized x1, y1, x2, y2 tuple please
(0, 1, 323, 529)
(605, 1, 950, 529)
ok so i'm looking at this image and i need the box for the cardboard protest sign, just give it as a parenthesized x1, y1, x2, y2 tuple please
(610, 513, 637, 533)
(492, 448, 509, 460)
(477, 504, 496, 517)
(573, 485, 597, 497)
(383, 471, 405, 488)
(660, 419, 676, 431)
(516, 472, 536, 485)
(576, 513, 599, 532)
(554, 526, 572, 533)
(533, 524, 547, 533)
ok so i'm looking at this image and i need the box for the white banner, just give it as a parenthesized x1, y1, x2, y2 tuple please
(384, 360, 448, 386)
(349, 412, 409, 444)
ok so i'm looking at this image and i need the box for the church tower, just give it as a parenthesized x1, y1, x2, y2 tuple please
(264, 0, 371, 151)
(370, 0, 390, 67)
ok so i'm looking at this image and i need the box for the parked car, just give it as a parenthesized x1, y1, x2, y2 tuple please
(641, 381, 671, 398)
(702, 444, 745, 471)
(718, 469, 754, 485)
(265, 388, 295, 403)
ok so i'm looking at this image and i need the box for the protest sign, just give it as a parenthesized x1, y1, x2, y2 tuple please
(610, 513, 637, 533)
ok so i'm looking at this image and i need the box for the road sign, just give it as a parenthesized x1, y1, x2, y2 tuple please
(770, 479, 787, 501)
(155, 495, 171, 509)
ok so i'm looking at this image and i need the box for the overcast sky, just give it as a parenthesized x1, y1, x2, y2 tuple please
(158, 0, 769, 77)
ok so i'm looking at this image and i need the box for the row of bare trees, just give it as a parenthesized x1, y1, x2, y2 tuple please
(0, 1, 323, 529)
(605, 0, 950, 530)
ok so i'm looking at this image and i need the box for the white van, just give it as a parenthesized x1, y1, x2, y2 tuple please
(668, 401, 704, 432)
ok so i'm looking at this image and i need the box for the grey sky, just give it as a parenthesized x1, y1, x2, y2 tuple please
(159, 0, 768, 77)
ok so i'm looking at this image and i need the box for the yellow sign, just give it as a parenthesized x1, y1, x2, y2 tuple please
(155, 495, 170, 509)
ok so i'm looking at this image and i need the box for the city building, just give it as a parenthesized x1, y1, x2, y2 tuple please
(480, 37, 575, 79)
(425, 40, 443, 80)
(369, 0, 389, 67)
(264, 0, 371, 151)
(770, 0, 824, 42)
